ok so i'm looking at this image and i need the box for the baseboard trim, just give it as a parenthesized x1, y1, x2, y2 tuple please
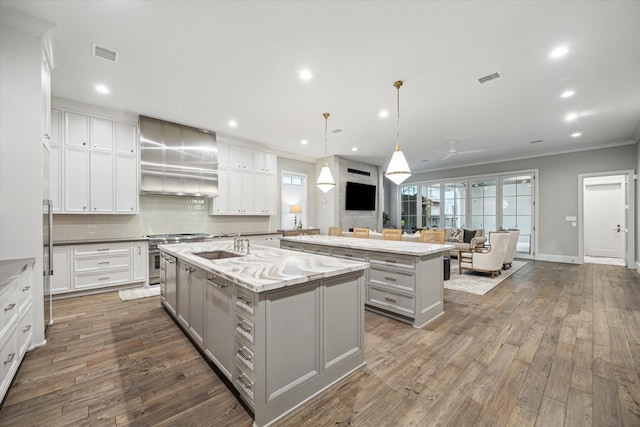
(536, 253, 582, 264)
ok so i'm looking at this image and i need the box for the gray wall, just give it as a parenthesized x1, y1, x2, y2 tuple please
(337, 157, 382, 232)
(392, 144, 637, 260)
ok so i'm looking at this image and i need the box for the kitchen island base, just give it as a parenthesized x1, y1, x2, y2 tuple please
(159, 243, 367, 427)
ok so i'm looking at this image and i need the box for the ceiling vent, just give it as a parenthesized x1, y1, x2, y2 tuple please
(92, 43, 118, 63)
(529, 139, 544, 144)
(477, 71, 503, 84)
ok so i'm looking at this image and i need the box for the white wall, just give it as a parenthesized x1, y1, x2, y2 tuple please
(0, 9, 55, 348)
(399, 144, 638, 262)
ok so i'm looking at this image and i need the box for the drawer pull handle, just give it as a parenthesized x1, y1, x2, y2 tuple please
(238, 373, 254, 388)
(237, 347, 252, 361)
(344, 253, 353, 257)
(237, 322, 252, 333)
(385, 259, 396, 263)
(22, 286, 31, 291)
(384, 276, 397, 282)
(97, 248, 109, 252)
(4, 303, 16, 312)
(384, 297, 397, 303)
(23, 324, 32, 332)
(208, 279, 227, 288)
(98, 261, 110, 265)
(98, 277, 110, 281)
(238, 297, 251, 306)
(4, 353, 15, 365)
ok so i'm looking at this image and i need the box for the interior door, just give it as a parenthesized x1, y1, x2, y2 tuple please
(584, 175, 626, 258)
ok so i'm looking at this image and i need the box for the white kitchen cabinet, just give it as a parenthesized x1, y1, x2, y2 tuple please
(254, 150, 276, 175)
(217, 141, 229, 168)
(90, 117, 113, 151)
(50, 109, 62, 145)
(205, 274, 234, 380)
(115, 155, 138, 213)
(90, 151, 114, 212)
(51, 246, 72, 293)
(211, 169, 230, 214)
(177, 261, 191, 328)
(65, 112, 90, 148)
(253, 173, 277, 215)
(228, 144, 253, 170)
(115, 122, 137, 155)
(241, 171, 254, 214)
(188, 268, 206, 345)
(50, 145, 62, 212)
(132, 241, 148, 283)
(223, 170, 254, 215)
(64, 147, 90, 212)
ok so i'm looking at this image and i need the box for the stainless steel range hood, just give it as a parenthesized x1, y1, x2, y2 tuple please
(139, 116, 218, 197)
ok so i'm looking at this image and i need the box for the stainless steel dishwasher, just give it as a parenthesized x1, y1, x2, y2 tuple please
(160, 252, 177, 315)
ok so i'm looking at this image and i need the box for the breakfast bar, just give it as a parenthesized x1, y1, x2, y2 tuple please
(158, 241, 368, 427)
(280, 235, 454, 328)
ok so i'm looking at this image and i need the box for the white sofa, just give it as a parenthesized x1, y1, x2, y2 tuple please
(443, 228, 487, 251)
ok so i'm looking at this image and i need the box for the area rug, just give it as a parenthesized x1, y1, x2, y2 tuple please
(445, 260, 527, 295)
(118, 286, 160, 301)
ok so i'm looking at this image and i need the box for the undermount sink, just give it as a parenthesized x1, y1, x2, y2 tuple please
(193, 251, 242, 260)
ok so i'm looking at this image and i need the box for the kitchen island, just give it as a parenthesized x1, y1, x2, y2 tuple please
(280, 235, 454, 328)
(158, 241, 368, 427)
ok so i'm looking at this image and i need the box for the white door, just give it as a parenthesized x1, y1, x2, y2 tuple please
(584, 175, 625, 258)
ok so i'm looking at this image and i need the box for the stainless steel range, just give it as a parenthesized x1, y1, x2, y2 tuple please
(148, 233, 212, 284)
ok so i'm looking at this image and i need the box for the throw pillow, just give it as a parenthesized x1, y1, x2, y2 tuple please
(463, 229, 476, 244)
(450, 228, 464, 242)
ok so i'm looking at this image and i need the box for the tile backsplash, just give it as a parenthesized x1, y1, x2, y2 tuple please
(53, 195, 276, 240)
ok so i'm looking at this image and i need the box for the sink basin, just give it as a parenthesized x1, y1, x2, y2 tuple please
(193, 251, 242, 260)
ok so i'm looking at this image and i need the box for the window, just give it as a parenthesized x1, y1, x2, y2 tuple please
(444, 181, 466, 228)
(281, 172, 307, 229)
(471, 178, 497, 232)
(421, 183, 441, 228)
(501, 174, 533, 254)
(400, 185, 418, 232)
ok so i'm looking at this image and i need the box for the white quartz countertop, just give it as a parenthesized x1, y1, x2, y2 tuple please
(159, 241, 368, 293)
(280, 235, 455, 256)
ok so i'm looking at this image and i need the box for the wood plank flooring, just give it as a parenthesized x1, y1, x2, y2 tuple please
(1, 260, 639, 426)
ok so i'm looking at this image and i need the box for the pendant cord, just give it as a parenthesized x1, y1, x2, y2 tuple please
(394, 80, 403, 151)
(323, 112, 330, 162)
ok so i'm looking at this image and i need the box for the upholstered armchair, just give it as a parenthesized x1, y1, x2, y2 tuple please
(328, 226, 342, 236)
(501, 229, 520, 269)
(382, 229, 402, 241)
(458, 232, 510, 278)
(352, 228, 370, 238)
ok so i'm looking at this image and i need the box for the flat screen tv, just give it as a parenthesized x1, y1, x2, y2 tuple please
(345, 181, 376, 211)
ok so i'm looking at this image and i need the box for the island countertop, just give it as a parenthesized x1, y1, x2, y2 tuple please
(159, 241, 368, 293)
(280, 235, 455, 256)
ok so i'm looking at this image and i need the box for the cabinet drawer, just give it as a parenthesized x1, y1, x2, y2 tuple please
(280, 241, 303, 252)
(302, 244, 330, 255)
(235, 338, 255, 373)
(369, 252, 415, 270)
(0, 282, 18, 338)
(368, 266, 415, 292)
(74, 268, 131, 289)
(0, 327, 17, 387)
(73, 253, 131, 272)
(234, 363, 255, 405)
(235, 287, 256, 317)
(16, 304, 33, 359)
(235, 312, 255, 345)
(367, 285, 415, 316)
(73, 242, 131, 256)
(331, 247, 366, 261)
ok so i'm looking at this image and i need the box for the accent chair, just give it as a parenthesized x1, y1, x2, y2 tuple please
(458, 232, 510, 278)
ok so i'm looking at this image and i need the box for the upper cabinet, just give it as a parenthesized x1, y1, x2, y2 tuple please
(210, 142, 277, 216)
(52, 108, 139, 214)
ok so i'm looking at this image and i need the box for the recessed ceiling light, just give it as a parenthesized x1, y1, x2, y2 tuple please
(228, 120, 237, 127)
(561, 90, 575, 98)
(351, 147, 358, 152)
(571, 132, 582, 138)
(565, 112, 580, 121)
(301, 140, 308, 145)
(379, 110, 389, 118)
(298, 69, 313, 80)
(550, 46, 569, 58)
(95, 84, 109, 94)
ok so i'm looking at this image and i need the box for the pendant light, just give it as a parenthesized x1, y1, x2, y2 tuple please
(316, 112, 336, 193)
(384, 80, 411, 185)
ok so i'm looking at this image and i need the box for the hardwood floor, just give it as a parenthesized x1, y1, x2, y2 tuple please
(1, 260, 639, 426)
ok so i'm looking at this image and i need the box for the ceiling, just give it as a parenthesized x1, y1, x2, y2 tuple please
(4, 1, 640, 173)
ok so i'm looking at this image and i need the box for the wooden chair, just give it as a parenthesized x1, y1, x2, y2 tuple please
(382, 229, 402, 241)
(420, 229, 445, 244)
(458, 232, 510, 278)
(352, 228, 370, 238)
(328, 226, 342, 236)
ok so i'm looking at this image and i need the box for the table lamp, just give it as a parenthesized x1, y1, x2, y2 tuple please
(290, 204, 302, 229)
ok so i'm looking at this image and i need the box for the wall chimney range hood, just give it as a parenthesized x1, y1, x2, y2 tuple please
(139, 115, 218, 197)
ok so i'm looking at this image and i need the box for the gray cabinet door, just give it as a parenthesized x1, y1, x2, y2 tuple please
(204, 275, 234, 379)
(188, 268, 205, 344)
(176, 261, 190, 328)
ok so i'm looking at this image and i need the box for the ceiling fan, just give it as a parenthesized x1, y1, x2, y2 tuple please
(433, 141, 485, 160)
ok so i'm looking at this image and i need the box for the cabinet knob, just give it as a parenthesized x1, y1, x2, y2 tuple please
(83, 206, 87, 210)
(82, 142, 86, 146)
(131, 149, 134, 153)
(93, 144, 97, 147)
(94, 207, 97, 210)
